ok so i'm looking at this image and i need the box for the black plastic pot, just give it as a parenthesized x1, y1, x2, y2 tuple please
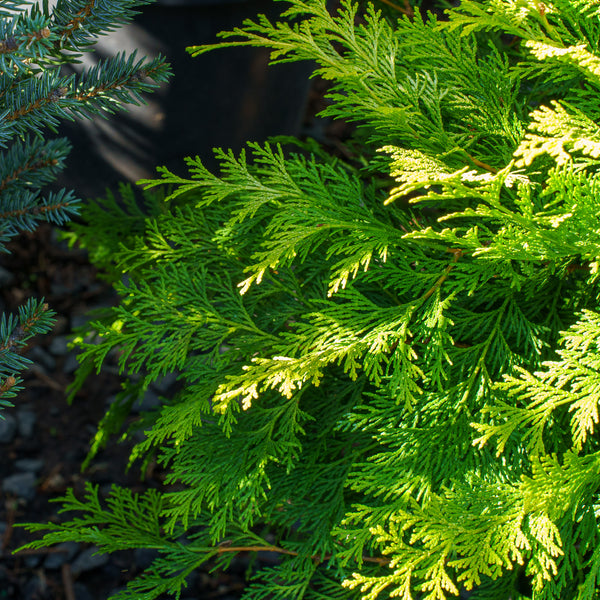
(56, 0, 312, 197)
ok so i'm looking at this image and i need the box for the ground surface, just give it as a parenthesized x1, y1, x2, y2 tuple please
(0, 225, 256, 600)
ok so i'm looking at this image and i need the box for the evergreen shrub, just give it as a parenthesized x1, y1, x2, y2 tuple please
(0, 0, 169, 411)
(20, 0, 600, 598)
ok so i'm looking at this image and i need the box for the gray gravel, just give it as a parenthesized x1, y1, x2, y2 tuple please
(43, 541, 80, 570)
(2, 472, 37, 501)
(14, 458, 44, 473)
(71, 546, 110, 576)
(0, 413, 17, 443)
(16, 408, 36, 438)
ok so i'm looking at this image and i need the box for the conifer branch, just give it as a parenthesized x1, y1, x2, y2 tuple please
(4, 85, 69, 122)
(71, 64, 164, 103)
(0, 35, 18, 54)
(58, 0, 96, 42)
(0, 0, 169, 413)
(533, 1, 560, 43)
(0, 302, 51, 354)
(0, 26, 50, 55)
(0, 156, 60, 192)
(0, 197, 74, 224)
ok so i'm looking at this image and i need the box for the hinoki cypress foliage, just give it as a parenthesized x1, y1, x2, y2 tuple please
(19, 1, 600, 598)
(0, 0, 169, 411)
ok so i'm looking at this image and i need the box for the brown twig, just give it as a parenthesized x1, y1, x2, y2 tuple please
(1, 498, 18, 553)
(0, 375, 16, 396)
(464, 152, 498, 174)
(61, 563, 76, 600)
(0, 196, 74, 221)
(377, 0, 414, 17)
(38, 462, 65, 494)
(421, 248, 464, 302)
(215, 543, 390, 566)
(28, 366, 67, 393)
(14, 546, 72, 556)
(56, 0, 95, 44)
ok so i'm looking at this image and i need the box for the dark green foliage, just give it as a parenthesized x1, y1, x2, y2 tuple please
(0, 0, 170, 408)
(19, 0, 600, 599)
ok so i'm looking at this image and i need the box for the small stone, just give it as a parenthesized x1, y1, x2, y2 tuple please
(73, 582, 94, 600)
(49, 335, 70, 356)
(23, 554, 41, 568)
(43, 541, 80, 570)
(100, 562, 122, 582)
(52, 315, 69, 335)
(23, 573, 47, 600)
(228, 553, 250, 574)
(132, 389, 161, 414)
(134, 547, 158, 570)
(0, 413, 17, 443)
(0, 266, 15, 286)
(28, 346, 56, 371)
(2, 472, 36, 500)
(16, 409, 36, 438)
(152, 372, 178, 393)
(63, 353, 80, 374)
(71, 546, 109, 575)
(50, 227, 72, 249)
(50, 281, 76, 296)
(0, 573, 14, 598)
(70, 314, 90, 330)
(258, 550, 282, 565)
(14, 458, 44, 473)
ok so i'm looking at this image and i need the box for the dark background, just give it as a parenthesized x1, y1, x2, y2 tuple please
(56, 0, 314, 197)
